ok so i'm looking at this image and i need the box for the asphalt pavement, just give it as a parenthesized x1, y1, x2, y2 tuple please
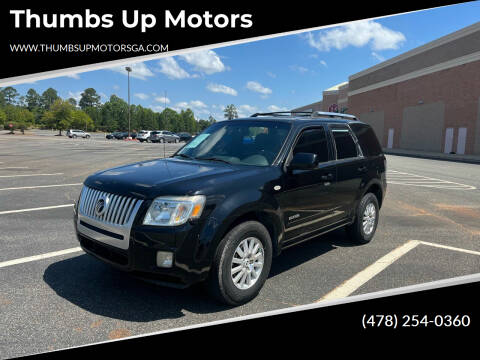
(1, 132, 479, 358)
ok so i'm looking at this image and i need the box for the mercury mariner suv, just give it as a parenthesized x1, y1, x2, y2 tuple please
(73, 112, 387, 305)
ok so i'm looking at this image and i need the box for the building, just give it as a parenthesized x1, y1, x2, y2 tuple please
(293, 21, 480, 155)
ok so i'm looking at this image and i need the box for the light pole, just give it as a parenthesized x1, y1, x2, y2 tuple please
(126, 66, 132, 139)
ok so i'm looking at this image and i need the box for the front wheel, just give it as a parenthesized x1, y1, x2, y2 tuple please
(346, 192, 379, 244)
(208, 221, 272, 306)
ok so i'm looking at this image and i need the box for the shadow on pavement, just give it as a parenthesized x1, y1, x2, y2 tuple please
(43, 228, 359, 321)
(43, 255, 231, 322)
(269, 228, 360, 278)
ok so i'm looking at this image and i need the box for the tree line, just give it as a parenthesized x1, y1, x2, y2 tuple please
(0, 87, 217, 135)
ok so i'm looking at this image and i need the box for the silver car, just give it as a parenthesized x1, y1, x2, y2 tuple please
(67, 129, 91, 139)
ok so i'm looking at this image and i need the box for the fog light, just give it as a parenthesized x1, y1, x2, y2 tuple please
(156, 251, 173, 268)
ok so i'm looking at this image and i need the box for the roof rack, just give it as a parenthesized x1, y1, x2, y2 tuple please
(249, 111, 357, 120)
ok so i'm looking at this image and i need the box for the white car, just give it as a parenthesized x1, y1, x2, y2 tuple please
(137, 130, 152, 142)
(67, 129, 91, 139)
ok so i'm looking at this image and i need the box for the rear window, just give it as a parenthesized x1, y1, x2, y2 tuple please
(350, 123, 383, 156)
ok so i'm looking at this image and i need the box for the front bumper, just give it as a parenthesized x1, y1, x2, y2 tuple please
(74, 201, 212, 288)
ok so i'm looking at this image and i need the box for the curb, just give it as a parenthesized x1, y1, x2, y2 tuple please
(384, 149, 480, 165)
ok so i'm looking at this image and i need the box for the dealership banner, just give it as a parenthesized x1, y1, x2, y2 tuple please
(0, 2, 464, 81)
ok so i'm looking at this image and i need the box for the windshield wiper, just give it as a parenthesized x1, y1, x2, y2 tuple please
(195, 157, 231, 164)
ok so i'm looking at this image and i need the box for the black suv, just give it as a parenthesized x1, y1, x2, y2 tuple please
(73, 112, 386, 305)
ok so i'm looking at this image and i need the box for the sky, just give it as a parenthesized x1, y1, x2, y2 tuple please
(11, 2, 480, 121)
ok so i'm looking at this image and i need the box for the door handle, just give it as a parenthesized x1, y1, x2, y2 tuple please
(321, 173, 333, 181)
(358, 166, 368, 173)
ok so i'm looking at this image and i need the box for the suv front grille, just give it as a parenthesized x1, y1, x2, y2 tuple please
(79, 186, 141, 226)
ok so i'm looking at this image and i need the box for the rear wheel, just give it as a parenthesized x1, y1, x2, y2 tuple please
(208, 221, 272, 306)
(72, 134, 77, 139)
(346, 192, 379, 244)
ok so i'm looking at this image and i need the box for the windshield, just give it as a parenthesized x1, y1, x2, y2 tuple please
(175, 120, 291, 166)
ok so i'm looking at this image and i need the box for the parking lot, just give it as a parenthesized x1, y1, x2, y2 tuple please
(1, 133, 480, 358)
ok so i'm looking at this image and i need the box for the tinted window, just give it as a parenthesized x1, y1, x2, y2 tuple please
(350, 123, 383, 156)
(293, 128, 329, 163)
(331, 128, 358, 159)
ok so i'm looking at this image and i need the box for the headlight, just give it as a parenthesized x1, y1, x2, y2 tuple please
(143, 195, 206, 226)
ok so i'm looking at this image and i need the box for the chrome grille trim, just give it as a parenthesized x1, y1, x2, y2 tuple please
(79, 186, 142, 226)
(77, 185, 144, 250)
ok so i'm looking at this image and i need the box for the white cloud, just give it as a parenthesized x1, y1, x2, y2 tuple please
(109, 62, 155, 80)
(290, 65, 310, 74)
(134, 93, 149, 100)
(371, 52, 385, 62)
(267, 72, 277, 78)
(320, 60, 328, 67)
(180, 50, 227, 75)
(157, 57, 190, 79)
(67, 91, 82, 102)
(65, 73, 80, 79)
(113, 85, 120, 90)
(154, 96, 170, 104)
(175, 100, 209, 114)
(267, 105, 289, 112)
(306, 20, 406, 51)
(246, 81, 272, 97)
(206, 83, 237, 96)
(237, 104, 258, 118)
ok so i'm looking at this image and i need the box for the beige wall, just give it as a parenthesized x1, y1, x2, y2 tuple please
(400, 102, 445, 152)
(358, 111, 385, 145)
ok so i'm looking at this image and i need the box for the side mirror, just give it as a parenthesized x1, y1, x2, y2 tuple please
(288, 152, 317, 170)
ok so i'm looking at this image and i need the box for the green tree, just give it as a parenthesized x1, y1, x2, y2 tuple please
(71, 110, 94, 131)
(79, 88, 101, 109)
(0, 87, 19, 105)
(224, 104, 238, 120)
(42, 99, 74, 135)
(0, 108, 7, 127)
(67, 98, 78, 107)
(41, 88, 59, 110)
(25, 89, 41, 111)
(4, 105, 34, 134)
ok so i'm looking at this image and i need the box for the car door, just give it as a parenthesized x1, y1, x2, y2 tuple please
(276, 126, 342, 244)
(328, 124, 366, 217)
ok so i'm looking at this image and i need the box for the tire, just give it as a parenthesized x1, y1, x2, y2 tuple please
(160, 138, 165, 143)
(85, 135, 90, 139)
(175, 139, 179, 143)
(208, 221, 272, 306)
(72, 134, 77, 139)
(346, 192, 379, 244)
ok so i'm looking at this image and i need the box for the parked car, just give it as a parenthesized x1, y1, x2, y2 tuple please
(74, 111, 386, 305)
(105, 132, 121, 139)
(112, 131, 137, 140)
(137, 130, 152, 143)
(149, 130, 180, 143)
(176, 132, 193, 142)
(67, 129, 90, 139)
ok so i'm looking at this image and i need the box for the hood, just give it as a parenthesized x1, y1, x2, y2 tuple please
(84, 158, 242, 199)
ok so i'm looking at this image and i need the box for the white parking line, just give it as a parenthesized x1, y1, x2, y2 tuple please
(0, 173, 63, 178)
(0, 247, 82, 269)
(318, 240, 421, 301)
(0, 183, 82, 191)
(0, 167, 29, 170)
(0, 204, 73, 215)
(318, 240, 480, 302)
(387, 170, 476, 190)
